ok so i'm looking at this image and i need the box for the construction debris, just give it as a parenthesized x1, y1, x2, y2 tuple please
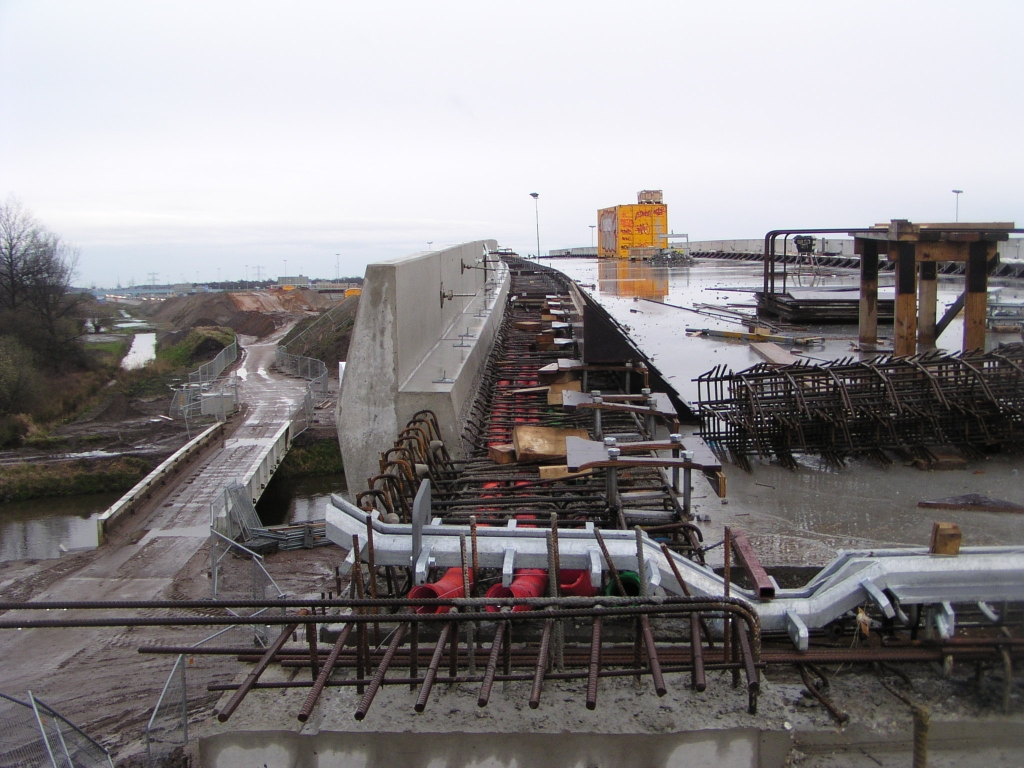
(918, 494, 1024, 514)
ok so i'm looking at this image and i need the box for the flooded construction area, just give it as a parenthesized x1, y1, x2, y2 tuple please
(549, 255, 1024, 566)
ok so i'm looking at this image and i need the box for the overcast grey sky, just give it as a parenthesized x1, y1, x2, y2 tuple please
(1, 1, 1022, 287)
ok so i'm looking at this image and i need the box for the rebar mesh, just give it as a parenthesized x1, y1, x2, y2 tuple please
(698, 344, 1024, 468)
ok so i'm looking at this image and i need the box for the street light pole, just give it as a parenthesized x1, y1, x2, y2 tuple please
(530, 192, 540, 259)
(952, 189, 963, 222)
(590, 225, 596, 248)
(335, 253, 340, 281)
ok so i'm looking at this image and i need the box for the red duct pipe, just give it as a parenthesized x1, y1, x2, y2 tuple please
(485, 569, 548, 612)
(409, 568, 474, 614)
(560, 569, 598, 597)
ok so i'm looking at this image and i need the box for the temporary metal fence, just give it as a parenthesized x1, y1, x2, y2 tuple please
(169, 340, 239, 420)
(275, 346, 328, 398)
(189, 341, 238, 387)
(0, 691, 114, 768)
(209, 528, 287, 646)
(145, 655, 187, 767)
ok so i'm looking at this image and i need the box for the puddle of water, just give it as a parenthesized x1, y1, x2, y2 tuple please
(255, 473, 347, 527)
(0, 493, 121, 562)
(121, 332, 157, 370)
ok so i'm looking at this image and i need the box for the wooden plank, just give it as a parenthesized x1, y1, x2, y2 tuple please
(487, 443, 517, 465)
(514, 320, 547, 332)
(750, 342, 798, 366)
(513, 426, 591, 463)
(512, 385, 550, 395)
(546, 380, 581, 405)
(918, 494, 1024, 514)
(929, 522, 962, 556)
(538, 464, 592, 480)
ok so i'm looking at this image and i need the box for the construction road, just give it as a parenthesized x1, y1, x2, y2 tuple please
(0, 326, 314, 756)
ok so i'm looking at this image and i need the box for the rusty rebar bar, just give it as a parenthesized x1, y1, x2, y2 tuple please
(478, 621, 506, 707)
(218, 614, 303, 723)
(298, 622, 352, 722)
(355, 622, 407, 720)
(639, 614, 667, 696)
(415, 622, 453, 713)
(529, 619, 554, 709)
(586, 616, 603, 710)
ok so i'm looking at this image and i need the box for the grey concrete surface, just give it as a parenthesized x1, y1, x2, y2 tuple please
(200, 728, 792, 768)
(337, 241, 507, 497)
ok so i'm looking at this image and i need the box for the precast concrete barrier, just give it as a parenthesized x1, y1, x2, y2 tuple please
(96, 421, 225, 543)
(337, 241, 509, 496)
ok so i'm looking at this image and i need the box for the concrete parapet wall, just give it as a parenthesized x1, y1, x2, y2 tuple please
(337, 240, 507, 498)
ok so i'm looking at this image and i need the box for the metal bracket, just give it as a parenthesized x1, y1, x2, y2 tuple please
(588, 548, 603, 589)
(785, 610, 809, 652)
(860, 578, 896, 619)
(414, 546, 433, 586)
(931, 601, 956, 640)
(978, 601, 1000, 624)
(502, 547, 516, 587)
(411, 480, 431, 570)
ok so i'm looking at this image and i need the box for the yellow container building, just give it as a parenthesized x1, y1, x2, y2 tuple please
(597, 190, 668, 259)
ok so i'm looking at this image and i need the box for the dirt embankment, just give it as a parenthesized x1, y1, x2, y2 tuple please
(144, 289, 331, 338)
(280, 294, 359, 369)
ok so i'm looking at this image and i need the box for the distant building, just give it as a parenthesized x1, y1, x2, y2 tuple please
(277, 275, 310, 288)
(598, 190, 668, 259)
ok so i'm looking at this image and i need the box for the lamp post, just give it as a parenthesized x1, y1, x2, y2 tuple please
(952, 189, 963, 222)
(590, 224, 596, 249)
(530, 192, 540, 259)
(335, 253, 340, 281)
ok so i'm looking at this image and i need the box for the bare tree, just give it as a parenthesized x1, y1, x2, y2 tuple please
(0, 198, 82, 367)
(0, 197, 44, 312)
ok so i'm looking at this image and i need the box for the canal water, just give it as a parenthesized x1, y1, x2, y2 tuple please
(0, 493, 120, 562)
(255, 473, 347, 527)
(120, 332, 157, 370)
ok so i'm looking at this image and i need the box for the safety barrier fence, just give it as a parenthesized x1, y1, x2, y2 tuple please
(170, 340, 239, 419)
(275, 346, 328, 398)
(0, 691, 114, 768)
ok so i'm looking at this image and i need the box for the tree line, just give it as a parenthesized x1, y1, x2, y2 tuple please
(0, 198, 84, 423)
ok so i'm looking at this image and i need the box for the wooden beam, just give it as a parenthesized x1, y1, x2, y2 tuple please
(917, 261, 937, 348)
(858, 238, 879, 348)
(963, 241, 989, 351)
(893, 242, 917, 356)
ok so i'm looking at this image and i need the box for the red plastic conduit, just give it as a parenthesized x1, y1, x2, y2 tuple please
(559, 569, 598, 597)
(485, 569, 548, 612)
(409, 567, 474, 614)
